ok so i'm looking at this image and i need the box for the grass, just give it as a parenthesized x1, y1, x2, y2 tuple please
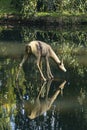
(0, 0, 86, 17)
(0, 0, 87, 26)
(36, 11, 87, 17)
(36, 11, 87, 25)
(0, 0, 17, 15)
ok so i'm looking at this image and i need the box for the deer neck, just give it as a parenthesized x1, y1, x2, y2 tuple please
(50, 49, 61, 65)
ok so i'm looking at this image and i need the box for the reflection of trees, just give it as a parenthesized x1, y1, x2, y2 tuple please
(0, 103, 16, 130)
(0, 55, 87, 129)
(0, 26, 87, 129)
(77, 87, 87, 122)
(0, 58, 17, 130)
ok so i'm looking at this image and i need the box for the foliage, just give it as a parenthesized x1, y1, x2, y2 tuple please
(36, 0, 87, 13)
(10, 0, 87, 18)
(0, 0, 17, 14)
(59, 42, 87, 78)
(11, 0, 37, 18)
(20, 26, 87, 47)
(20, 0, 37, 18)
(10, 0, 23, 11)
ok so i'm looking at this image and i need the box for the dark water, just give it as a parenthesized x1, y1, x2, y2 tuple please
(0, 25, 87, 130)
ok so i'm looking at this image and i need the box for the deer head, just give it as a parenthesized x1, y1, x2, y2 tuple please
(59, 59, 67, 72)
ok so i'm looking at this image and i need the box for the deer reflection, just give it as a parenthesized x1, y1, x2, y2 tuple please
(23, 80, 66, 119)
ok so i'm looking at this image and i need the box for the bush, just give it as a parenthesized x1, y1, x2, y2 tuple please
(21, 0, 37, 18)
(11, 0, 37, 18)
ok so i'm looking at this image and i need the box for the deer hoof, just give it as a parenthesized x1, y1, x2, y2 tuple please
(43, 77, 47, 81)
(41, 77, 47, 81)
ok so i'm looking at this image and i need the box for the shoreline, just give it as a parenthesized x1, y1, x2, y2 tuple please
(0, 14, 87, 27)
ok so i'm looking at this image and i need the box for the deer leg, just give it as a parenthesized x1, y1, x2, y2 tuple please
(39, 58, 42, 70)
(37, 82, 46, 99)
(16, 54, 28, 80)
(19, 54, 28, 68)
(46, 80, 52, 98)
(46, 56, 54, 79)
(36, 55, 46, 81)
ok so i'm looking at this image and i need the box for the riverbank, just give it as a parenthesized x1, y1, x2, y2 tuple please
(0, 0, 87, 26)
(0, 13, 87, 27)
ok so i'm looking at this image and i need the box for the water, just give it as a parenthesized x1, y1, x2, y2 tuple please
(0, 25, 87, 130)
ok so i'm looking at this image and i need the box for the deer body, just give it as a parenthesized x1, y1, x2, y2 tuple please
(18, 40, 66, 81)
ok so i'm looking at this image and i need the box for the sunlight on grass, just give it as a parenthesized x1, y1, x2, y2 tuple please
(36, 12, 70, 17)
(36, 11, 86, 17)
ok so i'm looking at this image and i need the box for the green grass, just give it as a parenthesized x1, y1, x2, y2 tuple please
(0, 0, 17, 15)
(0, 0, 87, 25)
(36, 11, 87, 17)
(36, 12, 70, 17)
(0, 0, 86, 17)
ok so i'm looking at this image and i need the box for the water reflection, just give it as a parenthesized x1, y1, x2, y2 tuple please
(0, 25, 87, 130)
(0, 56, 87, 129)
(14, 79, 66, 129)
(20, 80, 66, 119)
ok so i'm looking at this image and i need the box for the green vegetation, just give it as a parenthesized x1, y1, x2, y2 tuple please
(0, 1, 87, 129)
(0, 0, 87, 25)
(0, 26, 87, 68)
(0, 0, 17, 14)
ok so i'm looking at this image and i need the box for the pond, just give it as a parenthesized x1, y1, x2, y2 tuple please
(0, 25, 87, 130)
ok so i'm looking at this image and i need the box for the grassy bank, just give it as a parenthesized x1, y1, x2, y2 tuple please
(0, 0, 87, 26)
(35, 12, 87, 26)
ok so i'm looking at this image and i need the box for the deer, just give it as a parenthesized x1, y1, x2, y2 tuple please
(17, 40, 67, 81)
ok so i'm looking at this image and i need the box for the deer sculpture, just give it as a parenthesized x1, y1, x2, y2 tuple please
(17, 40, 67, 81)
(24, 80, 66, 119)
